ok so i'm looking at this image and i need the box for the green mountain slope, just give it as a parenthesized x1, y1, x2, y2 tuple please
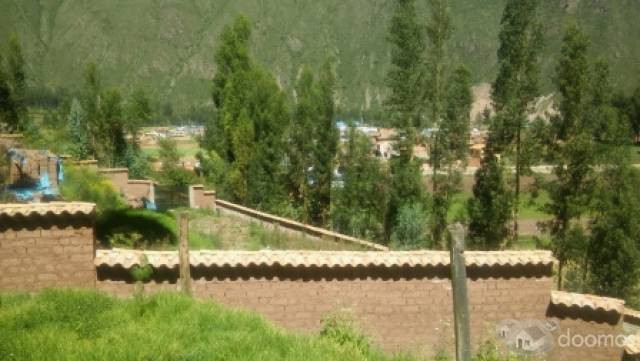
(1, 0, 639, 115)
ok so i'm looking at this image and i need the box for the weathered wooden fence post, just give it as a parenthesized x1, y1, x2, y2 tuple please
(449, 222, 471, 361)
(178, 212, 191, 295)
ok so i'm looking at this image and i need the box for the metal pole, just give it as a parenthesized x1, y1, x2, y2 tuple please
(178, 212, 191, 295)
(449, 223, 471, 361)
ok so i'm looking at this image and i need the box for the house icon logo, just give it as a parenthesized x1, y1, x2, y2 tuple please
(496, 319, 557, 354)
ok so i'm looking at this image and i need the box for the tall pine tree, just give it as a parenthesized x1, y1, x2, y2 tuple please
(386, 0, 425, 131)
(287, 67, 316, 219)
(467, 142, 513, 249)
(0, 53, 19, 132)
(491, 0, 543, 243)
(333, 125, 390, 241)
(425, 0, 453, 246)
(547, 24, 594, 289)
(309, 59, 338, 226)
(385, 0, 428, 242)
(82, 62, 101, 159)
(67, 98, 91, 160)
(6, 36, 26, 130)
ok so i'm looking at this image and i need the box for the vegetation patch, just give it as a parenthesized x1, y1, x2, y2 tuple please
(0, 289, 419, 361)
(96, 209, 177, 248)
(0, 289, 528, 361)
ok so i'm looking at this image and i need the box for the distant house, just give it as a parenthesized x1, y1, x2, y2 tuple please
(413, 145, 429, 160)
(374, 128, 397, 159)
(470, 143, 485, 159)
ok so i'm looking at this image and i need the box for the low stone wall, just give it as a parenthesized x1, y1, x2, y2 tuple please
(0, 203, 96, 291)
(189, 185, 216, 209)
(71, 159, 99, 170)
(0, 133, 23, 149)
(214, 198, 389, 251)
(98, 168, 155, 206)
(126, 180, 155, 204)
(99, 168, 130, 190)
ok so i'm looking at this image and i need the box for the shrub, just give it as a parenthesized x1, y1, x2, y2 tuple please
(60, 165, 126, 212)
(473, 341, 529, 361)
(390, 203, 431, 249)
(320, 310, 371, 356)
(96, 209, 177, 247)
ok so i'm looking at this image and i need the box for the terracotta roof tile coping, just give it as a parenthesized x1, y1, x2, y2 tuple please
(95, 249, 556, 269)
(551, 291, 625, 314)
(625, 307, 640, 325)
(0, 202, 96, 217)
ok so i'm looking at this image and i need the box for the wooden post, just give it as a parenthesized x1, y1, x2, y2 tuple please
(449, 223, 471, 361)
(178, 212, 191, 295)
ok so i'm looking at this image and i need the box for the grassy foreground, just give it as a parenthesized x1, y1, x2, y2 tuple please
(0, 290, 418, 361)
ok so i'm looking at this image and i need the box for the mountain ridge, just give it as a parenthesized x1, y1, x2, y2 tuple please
(1, 0, 638, 115)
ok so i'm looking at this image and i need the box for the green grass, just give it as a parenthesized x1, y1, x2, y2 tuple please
(518, 191, 551, 220)
(448, 191, 551, 222)
(0, 289, 421, 361)
(141, 139, 201, 159)
(627, 145, 640, 164)
(96, 207, 366, 251)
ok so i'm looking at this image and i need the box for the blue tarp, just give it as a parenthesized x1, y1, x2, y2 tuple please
(6, 148, 62, 201)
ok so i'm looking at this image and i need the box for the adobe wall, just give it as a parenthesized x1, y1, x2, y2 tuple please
(0, 203, 96, 292)
(98, 168, 155, 205)
(126, 180, 155, 203)
(96, 262, 554, 356)
(189, 185, 215, 210)
(99, 168, 129, 191)
(547, 304, 624, 361)
(0, 133, 23, 149)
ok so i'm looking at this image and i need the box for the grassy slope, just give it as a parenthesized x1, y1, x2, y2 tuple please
(0, 0, 639, 114)
(184, 208, 368, 251)
(0, 289, 418, 361)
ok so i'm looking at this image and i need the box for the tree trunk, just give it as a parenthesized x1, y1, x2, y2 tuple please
(512, 126, 521, 245)
(557, 259, 564, 290)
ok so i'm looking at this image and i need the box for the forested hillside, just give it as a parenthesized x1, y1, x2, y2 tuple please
(1, 0, 639, 115)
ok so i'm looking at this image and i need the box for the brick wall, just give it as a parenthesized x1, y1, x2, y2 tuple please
(0, 204, 96, 291)
(0, 133, 23, 148)
(547, 304, 624, 361)
(99, 168, 155, 205)
(126, 180, 155, 203)
(189, 185, 215, 209)
(99, 168, 129, 191)
(96, 263, 555, 357)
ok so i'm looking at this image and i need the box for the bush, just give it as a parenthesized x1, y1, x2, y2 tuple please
(320, 310, 372, 356)
(473, 341, 528, 361)
(96, 209, 177, 247)
(60, 165, 126, 212)
(390, 203, 431, 250)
